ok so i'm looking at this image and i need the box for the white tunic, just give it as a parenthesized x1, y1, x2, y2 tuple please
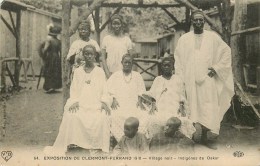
(146, 75, 195, 139)
(174, 30, 234, 134)
(101, 35, 132, 73)
(107, 71, 150, 141)
(44, 66, 110, 154)
(66, 39, 100, 64)
(148, 75, 185, 115)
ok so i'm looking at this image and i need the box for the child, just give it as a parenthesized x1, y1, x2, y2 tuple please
(113, 117, 149, 156)
(149, 117, 194, 155)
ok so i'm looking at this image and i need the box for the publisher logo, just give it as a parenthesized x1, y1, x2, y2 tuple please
(233, 151, 244, 157)
(1, 151, 13, 162)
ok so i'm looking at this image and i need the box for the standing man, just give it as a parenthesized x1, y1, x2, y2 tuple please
(174, 10, 234, 149)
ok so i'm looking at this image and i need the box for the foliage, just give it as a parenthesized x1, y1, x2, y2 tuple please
(18, 0, 186, 38)
(18, 0, 62, 14)
(117, 7, 186, 39)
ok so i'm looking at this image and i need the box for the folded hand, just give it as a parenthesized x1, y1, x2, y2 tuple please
(69, 102, 79, 113)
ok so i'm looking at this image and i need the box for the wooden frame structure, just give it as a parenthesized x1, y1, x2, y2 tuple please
(0, 0, 37, 91)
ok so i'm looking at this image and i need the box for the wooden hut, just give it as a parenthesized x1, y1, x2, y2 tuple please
(134, 38, 157, 59)
(0, 0, 61, 89)
(241, 2, 260, 93)
(134, 38, 158, 88)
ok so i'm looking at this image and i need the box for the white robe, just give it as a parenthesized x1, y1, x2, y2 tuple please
(174, 30, 234, 134)
(146, 75, 195, 139)
(44, 66, 110, 154)
(66, 39, 100, 65)
(101, 35, 132, 73)
(107, 71, 150, 141)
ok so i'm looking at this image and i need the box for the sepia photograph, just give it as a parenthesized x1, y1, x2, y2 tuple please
(0, 0, 259, 165)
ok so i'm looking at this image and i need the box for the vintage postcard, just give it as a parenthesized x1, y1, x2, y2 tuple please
(0, 0, 259, 165)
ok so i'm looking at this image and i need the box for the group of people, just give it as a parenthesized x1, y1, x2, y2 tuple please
(44, 10, 234, 156)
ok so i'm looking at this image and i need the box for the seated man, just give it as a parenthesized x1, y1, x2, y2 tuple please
(141, 57, 195, 139)
(106, 54, 150, 141)
(150, 117, 194, 155)
(113, 117, 149, 156)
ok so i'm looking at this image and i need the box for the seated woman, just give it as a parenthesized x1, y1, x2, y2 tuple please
(106, 54, 150, 141)
(44, 44, 111, 155)
(141, 57, 195, 139)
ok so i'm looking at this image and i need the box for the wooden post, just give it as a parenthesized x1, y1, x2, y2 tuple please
(185, 7, 191, 32)
(255, 2, 260, 94)
(14, 10, 21, 89)
(0, 59, 6, 92)
(94, 8, 100, 45)
(231, 0, 247, 90)
(62, 0, 71, 105)
(218, 0, 232, 45)
(176, 0, 223, 36)
(161, 7, 180, 24)
(69, 0, 106, 37)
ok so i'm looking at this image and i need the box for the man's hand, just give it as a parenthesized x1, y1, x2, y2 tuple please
(208, 67, 217, 78)
(137, 100, 146, 111)
(69, 102, 79, 113)
(149, 102, 157, 115)
(101, 102, 111, 115)
(111, 97, 120, 110)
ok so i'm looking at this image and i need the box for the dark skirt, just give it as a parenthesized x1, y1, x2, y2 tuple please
(43, 52, 62, 91)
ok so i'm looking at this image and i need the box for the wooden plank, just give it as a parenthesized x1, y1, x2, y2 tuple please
(27, 8, 61, 19)
(99, 7, 122, 33)
(69, 0, 106, 37)
(231, 26, 260, 36)
(0, 60, 6, 92)
(6, 63, 16, 87)
(134, 58, 160, 63)
(161, 7, 181, 24)
(185, 7, 191, 32)
(218, 0, 232, 45)
(71, 0, 94, 6)
(8, 11, 18, 37)
(94, 8, 100, 45)
(231, 0, 247, 90)
(100, 2, 183, 8)
(14, 10, 21, 87)
(133, 62, 156, 78)
(0, 14, 17, 38)
(140, 63, 157, 74)
(234, 78, 260, 119)
(62, 0, 72, 105)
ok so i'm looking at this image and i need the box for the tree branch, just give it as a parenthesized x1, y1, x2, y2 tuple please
(69, 0, 106, 37)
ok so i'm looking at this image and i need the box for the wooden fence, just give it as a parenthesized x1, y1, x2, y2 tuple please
(0, 8, 61, 77)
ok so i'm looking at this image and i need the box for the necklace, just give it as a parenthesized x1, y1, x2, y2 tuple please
(84, 66, 94, 84)
(123, 71, 132, 83)
(158, 77, 169, 102)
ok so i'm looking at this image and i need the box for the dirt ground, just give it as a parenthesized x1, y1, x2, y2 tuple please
(0, 79, 259, 165)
